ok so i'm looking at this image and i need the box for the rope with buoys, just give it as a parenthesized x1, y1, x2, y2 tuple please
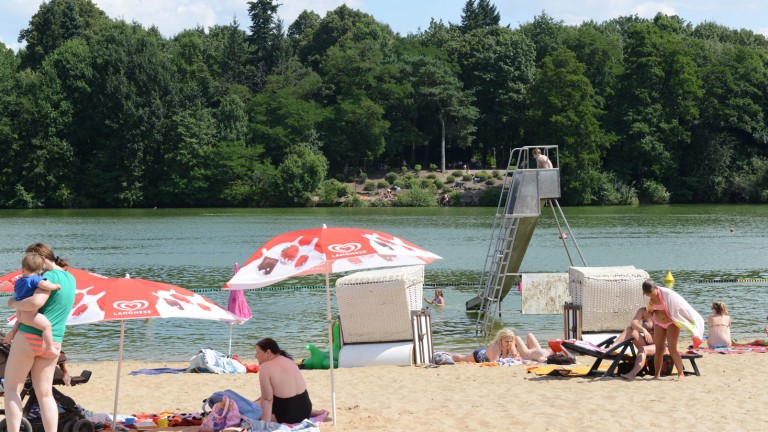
(0, 282, 482, 297)
(693, 278, 768, 283)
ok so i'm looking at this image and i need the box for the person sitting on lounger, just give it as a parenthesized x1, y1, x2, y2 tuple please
(514, 332, 552, 363)
(618, 307, 657, 380)
(707, 301, 733, 348)
(452, 328, 518, 363)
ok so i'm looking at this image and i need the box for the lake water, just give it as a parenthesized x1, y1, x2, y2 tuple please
(1, 205, 766, 362)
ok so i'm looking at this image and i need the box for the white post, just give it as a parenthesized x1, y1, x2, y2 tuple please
(325, 264, 337, 426)
(111, 320, 126, 431)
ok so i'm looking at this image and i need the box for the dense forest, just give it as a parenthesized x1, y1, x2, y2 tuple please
(1, 0, 767, 208)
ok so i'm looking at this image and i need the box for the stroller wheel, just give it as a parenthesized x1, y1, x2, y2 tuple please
(0, 417, 34, 432)
(72, 419, 94, 432)
(61, 419, 76, 432)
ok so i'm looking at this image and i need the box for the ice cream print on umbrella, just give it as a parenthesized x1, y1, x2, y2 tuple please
(68, 286, 107, 323)
(255, 236, 323, 276)
(227, 226, 442, 290)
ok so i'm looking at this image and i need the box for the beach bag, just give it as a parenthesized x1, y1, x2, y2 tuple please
(546, 351, 576, 365)
(188, 348, 246, 374)
(432, 352, 455, 365)
(204, 390, 262, 422)
(200, 395, 242, 432)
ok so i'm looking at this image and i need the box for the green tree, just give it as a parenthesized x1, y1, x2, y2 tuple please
(564, 21, 623, 103)
(2, 65, 74, 208)
(520, 12, 568, 65)
(75, 21, 180, 207)
(406, 55, 478, 172)
(18, 0, 108, 69)
(320, 39, 395, 170)
(276, 137, 329, 206)
(686, 41, 768, 201)
(460, 0, 501, 34)
(247, 59, 328, 162)
(287, 10, 321, 54)
(524, 48, 613, 204)
(0, 46, 21, 206)
(247, 0, 290, 79)
(458, 26, 536, 163)
(607, 16, 702, 193)
(169, 29, 216, 105)
(220, 19, 257, 89)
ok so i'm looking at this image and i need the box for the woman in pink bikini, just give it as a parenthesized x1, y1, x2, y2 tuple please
(642, 278, 704, 380)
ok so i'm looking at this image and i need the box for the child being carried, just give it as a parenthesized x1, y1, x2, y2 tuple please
(4, 252, 61, 353)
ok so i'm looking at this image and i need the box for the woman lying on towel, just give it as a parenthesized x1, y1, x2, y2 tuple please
(514, 332, 553, 363)
(255, 338, 313, 424)
(732, 315, 768, 347)
(452, 328, 518, 363)
(643, 278, 704, 380)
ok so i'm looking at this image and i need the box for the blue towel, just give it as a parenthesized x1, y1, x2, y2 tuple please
(128, 367, 188, 375)
(206, 389, 263, 421)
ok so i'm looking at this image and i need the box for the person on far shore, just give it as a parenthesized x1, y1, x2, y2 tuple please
(643, 278, 704, 380)
(423, 289, 444, 306)
(707, 301, 733, 348)
(532, 148, 553, 169)
(452, 328, 518, 363)
(255, 338, 323, 424)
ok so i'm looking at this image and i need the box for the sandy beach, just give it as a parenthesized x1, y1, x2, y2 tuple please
(6, 348, 764, 432)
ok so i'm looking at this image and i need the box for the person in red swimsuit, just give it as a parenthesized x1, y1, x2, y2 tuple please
(643, 279, 684, 380)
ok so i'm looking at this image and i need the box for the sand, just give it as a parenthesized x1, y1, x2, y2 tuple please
(6, 350, 764, 432)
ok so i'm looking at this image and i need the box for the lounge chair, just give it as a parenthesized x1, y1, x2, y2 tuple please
(561, 337, 703, 377)
(560, 337, 638, 377)
(643, 351, 703, 376)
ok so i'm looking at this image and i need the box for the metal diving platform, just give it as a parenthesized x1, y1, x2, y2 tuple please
(466, 145, 587, 336)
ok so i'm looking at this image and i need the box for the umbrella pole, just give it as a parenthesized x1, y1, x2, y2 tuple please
(112, 320, 126, 431)
(325, 266, 337, 426)
(228, 324, 233, 356)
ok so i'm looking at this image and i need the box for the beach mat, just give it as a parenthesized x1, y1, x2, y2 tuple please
(700, 346, 767, 354)
(129, 368, 188, 375)
(527, 364, 608, 377)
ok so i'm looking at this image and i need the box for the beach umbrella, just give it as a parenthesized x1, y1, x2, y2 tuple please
(226, 263, 252, 355)
(5, 273, 241, 430)
(0, 267, 109, 292)
(225, 225, 442, 425)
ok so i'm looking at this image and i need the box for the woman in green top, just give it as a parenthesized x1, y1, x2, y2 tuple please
(2, 243, 76, 432)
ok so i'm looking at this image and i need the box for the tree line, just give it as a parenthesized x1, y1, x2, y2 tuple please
(1, 0, 766, 208)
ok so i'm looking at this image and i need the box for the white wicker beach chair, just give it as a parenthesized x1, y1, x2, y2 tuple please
(568, 266, 649, 333)
(335, 265, 431, 366)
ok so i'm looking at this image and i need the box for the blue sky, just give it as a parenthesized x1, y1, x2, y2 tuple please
(2, 0, 766, 52)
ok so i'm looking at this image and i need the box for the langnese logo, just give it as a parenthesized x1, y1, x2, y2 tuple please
(328, 242, 363, 257)
(112, 300, 152, 317)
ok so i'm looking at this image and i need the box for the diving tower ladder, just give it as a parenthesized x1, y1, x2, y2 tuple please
(467, 146, 587, 337)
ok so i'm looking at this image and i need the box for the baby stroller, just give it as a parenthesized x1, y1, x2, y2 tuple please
(0, 341, 94, 432)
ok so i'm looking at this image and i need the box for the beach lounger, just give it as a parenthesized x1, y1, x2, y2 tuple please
(643, 352, 703, 376)
(560, 338, 638, 377)
(562, 337, 703, 377)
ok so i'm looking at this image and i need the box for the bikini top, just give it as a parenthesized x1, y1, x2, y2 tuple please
(649, 303, 665, 311)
